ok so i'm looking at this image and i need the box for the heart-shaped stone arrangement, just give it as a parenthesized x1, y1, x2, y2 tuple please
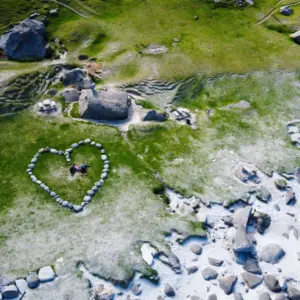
(26, 139, 110, 213)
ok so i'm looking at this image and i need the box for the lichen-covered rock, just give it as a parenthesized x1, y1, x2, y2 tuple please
(0, 19, 46, 61)
(79, 88, 130, 121)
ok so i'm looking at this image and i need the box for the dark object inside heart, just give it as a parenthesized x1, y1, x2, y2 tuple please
(70, 163, 90, 176)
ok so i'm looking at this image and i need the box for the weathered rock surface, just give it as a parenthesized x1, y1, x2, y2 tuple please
(143, 110, 167, 122)
(61, 68, 92, 89)
(286, 190, 296, 205)
(186, 265, 198, 275)
(164, 283, 175, 297)
(243, 257, 261, 274)
(259, 244, 285, 264)
(15, 279, 27, 295)
(201, 267, 218, 280)
(218, 275, 237, 295)
(130, 283, 142, 295)
(0, 19, 46, 61)
(241, 271, 262, 289)
(79, 89, 131, 121)
(274, 294, 289, 300)
(62, 88, 80, 103)
(264, 274, 281, 293)
(256, 186, 271, 203)
(208, 294, 217, 300)
(233, 292, 244, 300)
(38, 266, 55, 283)
(233, 206, 252, 229)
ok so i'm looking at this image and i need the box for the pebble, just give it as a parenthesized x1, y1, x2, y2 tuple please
(208, 257, 224, 267)
(91, 141, 96, 146)
(68, 203, 73, 209)
(186, 266, 198, 275)
(95, 182, 102, 188)
(101, 155, 107, 161)
(87, 190, 95, 197)
(101, 149, 105, 154)
(164, 283, 175, 297)
(208, 295, 217, 300)
(38, 266, 55, 283)
(104, 160, 110, 165)
(92, 186, 98, 192)
(130, 283, 142, 296)
(84, 139, 91, 144)
(62, 201, 69, 207)
(26, 274, 39, 289)
(28, 164, 35, 169)
(50, 191, 56, 197)
(58, 150, 65, 155)
(201, 267, 218, 280)
(259, 292, 271, 300)
(73, 205, 83, 213)
(218, 275, 237, 295)
(71, 143, 79, 148)
(50, 149, 58, 154)
(96, 143, 102, 148)
(84, 196, 92, 202)
(190, 244, 202, 255)
(78, 141, 84, 145)
(101, 172, 107, 179)
(31, 158, 38, 163)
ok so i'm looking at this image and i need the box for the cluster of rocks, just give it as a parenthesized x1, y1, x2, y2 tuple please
(26, 139, 109, 213)
(0, 266, 55, 299)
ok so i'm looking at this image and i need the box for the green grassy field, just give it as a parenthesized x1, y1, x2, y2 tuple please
(1, 0, 300, 79)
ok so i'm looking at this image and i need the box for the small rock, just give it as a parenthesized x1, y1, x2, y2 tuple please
(256, 186, 271, 203)
(259, 244, 285, 264)
(259, 292, 271, 300)
(234, 228, 253, 253)
(15, 279, 27, 295)
(282, 232, 289, 239)
(87, 190, 95, 197)
(243, 257, 261, 274)
(233, 292, 244, 300)
(49, 8, 59, 16)
(1, 285, 19, 299)
(275, 179, 287, 190)
(84, 195, 92, 202)
(50, 191, 56, 197)
(130, 283, 142, 296)
(274, 295, 288, 300)
(201, 267, 218, 280)
(62, 201, 68, 207)
(286, 190, 296, 205)
(208, 257, 224, 267)
(73, 205, 83, 213)
(208, 294, 217, 300)
(222, 215, 234, 227)
(241, 271, 262, 289)
(190, 244, 202, 255)
(164, 283, 175, 297)
(84, 139, 91, 144)
(101, 155, 108, 161)
(71, 143, 79, 148)
(101, 172, 107, 179)
(50, 149, 58, 154)
(264, 274, 281, 293)
(186, 266, 198, 275)
(143, 110, 167, 122)
(194, 15, 199, 20)
(96, 143, 102, 149)
(38, 266, 55, 283)
(218, 275, 237, 295)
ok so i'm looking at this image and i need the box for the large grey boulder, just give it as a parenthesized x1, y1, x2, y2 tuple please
(218, 275, 237, 295)
(79, 88, 130, 121)
(241, 271, 262, 289)
(0, 19, 46, 61)
(1, 285, 19, 299)
(264, 274, 281, 293)
(259, 244, 285, 264)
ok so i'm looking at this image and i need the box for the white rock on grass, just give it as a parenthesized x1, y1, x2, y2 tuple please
(96, 143, 102, 148)
(101, 155, 107, 161)
(84, 139, 91, 144)
(15, 279, 28, 295)
(50, 149, 58, 154)
(38, 266, 55, 283)
(71, 143, 79, 148)
(83, 196, 91, 202)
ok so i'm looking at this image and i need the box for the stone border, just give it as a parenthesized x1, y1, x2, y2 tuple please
(26, 139, 110, 213)
(1, 266, 56, 299)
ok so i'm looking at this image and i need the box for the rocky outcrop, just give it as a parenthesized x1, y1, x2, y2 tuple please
(0, 19, 46, 61)
(79, 89, 131, 121)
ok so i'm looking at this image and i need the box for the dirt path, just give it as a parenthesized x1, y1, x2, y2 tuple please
(51, 0, 89, 19)
(256, 0, 300, 24)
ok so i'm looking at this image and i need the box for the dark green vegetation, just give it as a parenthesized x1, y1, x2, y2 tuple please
(70, 102, 80, 118)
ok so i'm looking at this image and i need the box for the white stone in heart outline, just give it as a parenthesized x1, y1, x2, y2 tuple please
(26, 139, 110, 213)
